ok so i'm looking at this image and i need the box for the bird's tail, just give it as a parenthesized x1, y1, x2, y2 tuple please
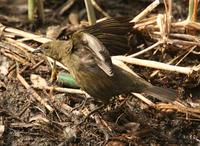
(144, 85, 178, 102)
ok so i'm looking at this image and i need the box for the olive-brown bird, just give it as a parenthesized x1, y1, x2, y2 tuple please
(39, 18, 177, 104)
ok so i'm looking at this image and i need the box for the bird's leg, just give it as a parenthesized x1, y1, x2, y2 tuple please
(49, 60, 57, 83)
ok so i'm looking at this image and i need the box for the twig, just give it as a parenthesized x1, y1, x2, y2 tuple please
(155, 103, 200, 119)
(0, 49, 28, 65)
(58, 0, 76, 16)
(112, 56, 197, 75)
(134, 16, 157, 29)
(0, 24, 51, 43)
(130, 0, 160, 23)
(84, 0, 96, 25)
(150, 50, 189, 77)
(132, 93, 155, 107)
(168, 33, 200, 42)
(175, 46, 196, 65)
(39, 86, 87, 95)
(5, 38, 36, 52)
(31, 59, 45, 70)
(164, 0, 172, 37)
(128, 41, 162, 58)
(36, 0, 44, 23)
(191, 50, 200, 55)
(0, 107, 23, 122)
(172, 20, 200, 30)
(28, 0, 36, 22)
(168, 39, 200, 47)
(47, 56, 68, 71)
(91, 0, 110, 18)
(157, 14, 168, 42)
(187, 0, 198, 21)
(17, 73, 54, 112)
(112, 59, 139, 77)
(18, 102, 31, 117)
(10, 122, 35, 128)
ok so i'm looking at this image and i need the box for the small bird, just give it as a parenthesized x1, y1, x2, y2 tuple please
(39, 18, 177, 104)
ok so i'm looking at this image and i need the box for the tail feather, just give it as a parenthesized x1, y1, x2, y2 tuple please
(144, 86, 177, 102)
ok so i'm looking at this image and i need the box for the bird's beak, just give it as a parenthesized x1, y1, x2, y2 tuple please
(33, 47, 42, 53)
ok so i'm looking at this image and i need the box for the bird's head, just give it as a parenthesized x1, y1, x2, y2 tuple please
(36, 40, 73, 61)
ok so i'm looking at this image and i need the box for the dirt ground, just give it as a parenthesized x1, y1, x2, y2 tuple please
(0, 0, 200, 145)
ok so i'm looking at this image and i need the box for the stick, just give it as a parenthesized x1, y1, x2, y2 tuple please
(130, 0, 160, 22)
(84, 0, 96, 25)
(17, 73, 54, 112)
(128, 41, 162, 58)
(132, 93, 155, 106)
(112, 56, 196, 75)
(1, 25, 51, 43)
(38, 86, 87, 95)
(91, 0, 110, 18)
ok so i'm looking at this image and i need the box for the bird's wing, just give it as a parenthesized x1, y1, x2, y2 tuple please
(80, 32, 114, 76)
(82, 17, 135, 55)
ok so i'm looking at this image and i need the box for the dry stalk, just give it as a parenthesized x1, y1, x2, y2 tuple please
(0, 24, 51, 43)
(112, 56, 196, 75)
(163, 0, 172, 37)
(0, 49, 28, 65)
(150, 49, 192, 77)
(17, 73, 54, 112)
(131, 0, 160, 23)
(128, 41, 162, 58)
(59, 0, 76, 16)
(91, 0, 110, 18)
(5, 38, 36, 52)
(132, 93, 155, 107)
(155, 103, 200, 119)
(42, 86, 86, 95)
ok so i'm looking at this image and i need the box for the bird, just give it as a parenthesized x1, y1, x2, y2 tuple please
(38, 18, 177, 105)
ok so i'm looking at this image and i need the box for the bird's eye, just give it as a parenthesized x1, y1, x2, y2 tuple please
(70, 45, 76, 53)
(43, 46, 48, 50)
(82, 38, 88, 45)
(41, 44, 50, 50)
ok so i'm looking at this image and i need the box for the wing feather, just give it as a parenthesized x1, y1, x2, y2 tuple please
(81, 32, 113, 76)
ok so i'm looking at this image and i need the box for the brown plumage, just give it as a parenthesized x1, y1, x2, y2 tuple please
(39, 18, 177, 104)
